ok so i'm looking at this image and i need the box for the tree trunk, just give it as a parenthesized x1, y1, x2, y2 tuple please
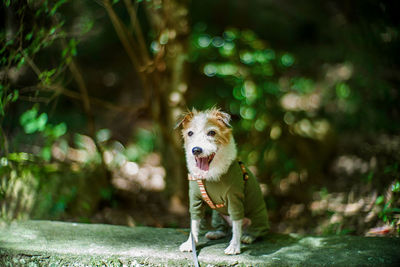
(104, 0, 190, 212)
(145, 0, 189, 213)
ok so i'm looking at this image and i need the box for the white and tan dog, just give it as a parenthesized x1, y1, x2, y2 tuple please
(176, 108, 269, 255)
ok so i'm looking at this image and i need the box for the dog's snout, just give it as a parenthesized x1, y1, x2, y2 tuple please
(192, 147, 203, 156)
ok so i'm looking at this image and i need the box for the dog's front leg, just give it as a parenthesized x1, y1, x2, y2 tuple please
(224, 219, 242, 255)
(179, 219, 200, 252)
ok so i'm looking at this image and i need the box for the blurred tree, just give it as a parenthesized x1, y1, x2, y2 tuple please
(102, 0, 189, 206)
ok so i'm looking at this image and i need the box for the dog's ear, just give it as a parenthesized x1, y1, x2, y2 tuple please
(174, 111, 194, 129)
(216, 111, 232, 127)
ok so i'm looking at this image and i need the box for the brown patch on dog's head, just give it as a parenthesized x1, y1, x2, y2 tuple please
(174, 108, 196, 130)
(206, 108, 232, 145)
(175, 107, 233, 145)
(174, 108, 199, 143)
(208, 107, 232, 127)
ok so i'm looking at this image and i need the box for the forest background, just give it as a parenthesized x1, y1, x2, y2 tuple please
(1, 0, 399, 236)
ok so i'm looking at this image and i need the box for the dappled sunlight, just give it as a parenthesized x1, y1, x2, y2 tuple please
(269, 124, 282, 140)
(333, 155, 374, 176)
(308, 188, 383, 235)
(122, 161, 139, 176)
(52, 134, 98, 164)
(113, 158, 166, 192)
(259, 183, 269, 196)
(0, 170, 36, 221)
(50, 132, 167, 193)
(109, 152, 166, 192)
(278, 171, 307, 195)
(291, 119, 330, 140)
(281, 92, 321, 112)
(285, 204, 305, 220)
(325, 63, 353, 84)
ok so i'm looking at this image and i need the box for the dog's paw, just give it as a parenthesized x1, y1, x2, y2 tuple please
(205, 230, 227, 240)
(241, 234, 255, 244)
(224, 242, 241, 255)
(179, 240, 193, 252)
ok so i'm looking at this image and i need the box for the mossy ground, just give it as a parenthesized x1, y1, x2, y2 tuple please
(1, 220, 399, 266)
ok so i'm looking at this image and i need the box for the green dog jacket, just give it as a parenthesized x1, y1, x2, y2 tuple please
(188, 161, 270, 238)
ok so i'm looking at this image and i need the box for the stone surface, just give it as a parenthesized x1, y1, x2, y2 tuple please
(0, 220, 400, 266)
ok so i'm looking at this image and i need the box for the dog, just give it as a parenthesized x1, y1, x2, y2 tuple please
(176, 108, 269, 255)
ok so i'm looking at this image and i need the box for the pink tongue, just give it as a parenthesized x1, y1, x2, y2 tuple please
(196, 157, 209, 171)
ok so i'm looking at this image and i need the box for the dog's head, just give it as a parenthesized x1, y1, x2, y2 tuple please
(176, 108, 237, 180)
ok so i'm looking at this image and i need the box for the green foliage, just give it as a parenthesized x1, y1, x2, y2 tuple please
(20, 106, 48, 134)
(0, 157, 108, 221)
(190, 26, 325, 180)
(125, 128, 157, 162)
(19, 105, 67, 161)
(375, 179, 400, 234)
(0, 0, 80, 125)
(0, 1, 86, 222)
(392, 182, 400, 193)
(0, 85, 19, 116)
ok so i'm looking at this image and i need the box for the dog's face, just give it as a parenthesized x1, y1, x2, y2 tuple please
(176, 108, 237, 180)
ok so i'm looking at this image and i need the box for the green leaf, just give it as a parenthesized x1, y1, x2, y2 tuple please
(41, 146, 52, 161)
(11, 90, 19, 102)
(62, 48, 68, 58)
(336, 83, 351, 99)
(20, 108, 38, 126)
(36, 113, 48, 131)
(387, 208, 400, 213)
(49, 27, 57, 35)
(53, 122, 67, 137)
(7, 152, 30, 162)
(375, 195, 385, 205)
(24, 121, 38, 134)
(39, 69, 56, 85)
(69, 39, 78, 56)
(50, 0, 67, 16)
(392, 181, 400, 193)
(281, 53, 295, 67)
(25, 32, 33, 41)
(17, 57, 25, 68)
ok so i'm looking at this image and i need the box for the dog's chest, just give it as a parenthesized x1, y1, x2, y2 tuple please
(190, 163, 245, 210)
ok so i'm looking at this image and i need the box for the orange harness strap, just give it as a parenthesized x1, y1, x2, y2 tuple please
(187, 160, 249, 210)
(188, 173, 224, 209)
(237, 160, 249, 181)
(197, 179, 225, 209)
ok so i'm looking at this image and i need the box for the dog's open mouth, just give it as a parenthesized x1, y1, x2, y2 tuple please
(195, 153, 215, 171)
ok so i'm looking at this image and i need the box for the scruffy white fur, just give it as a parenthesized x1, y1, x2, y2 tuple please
(178, 109, 243, 255)
(183, 112, 237, 181)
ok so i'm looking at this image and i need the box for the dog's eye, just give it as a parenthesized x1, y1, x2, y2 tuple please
(207, 130, 216, 137)
(188, 131, 193, 137)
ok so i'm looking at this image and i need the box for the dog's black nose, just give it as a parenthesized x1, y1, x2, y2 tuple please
(192, 147, 203, 156)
